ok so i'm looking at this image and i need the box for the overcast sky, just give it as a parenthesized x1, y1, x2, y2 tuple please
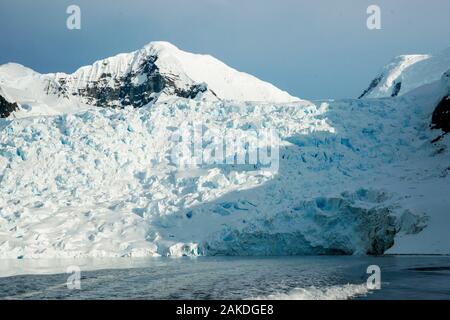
(1, 0, 450, 99)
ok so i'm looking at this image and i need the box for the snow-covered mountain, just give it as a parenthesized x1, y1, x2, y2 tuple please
(359, 48, 450, 99)
(0, 44, 449, 260)
(0, 42, 300, 118)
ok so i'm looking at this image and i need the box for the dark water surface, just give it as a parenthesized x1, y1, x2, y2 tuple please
(0, 256, 449, 299)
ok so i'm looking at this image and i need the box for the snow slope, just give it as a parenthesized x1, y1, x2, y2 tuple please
(0, 42, 300, 119)
(0, 80, 448, 258)
(360, 48, 450, 98)
(0, 63, 92, 118)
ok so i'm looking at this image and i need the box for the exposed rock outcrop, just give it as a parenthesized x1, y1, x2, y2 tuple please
(431, 71, 450, 134)
(0, 94, 19, 118)
(57, 55, 208, 108)
(431, 95, 450, 133)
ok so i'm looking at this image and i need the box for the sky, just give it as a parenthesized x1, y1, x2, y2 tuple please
(1, 0, 450, 100)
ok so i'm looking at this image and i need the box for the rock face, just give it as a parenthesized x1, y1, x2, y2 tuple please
(431, 71, 450, 134)
(432, 95, 450, 133)
(391, 81, 402, 97)
(54, 54, 209, 108)
(0, 94, 18, 118)
(358, 74, 383, 99)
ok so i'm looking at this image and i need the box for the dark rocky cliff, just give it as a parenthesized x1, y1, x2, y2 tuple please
(57, 56, 208, 109)
(0, 94, 19, 118)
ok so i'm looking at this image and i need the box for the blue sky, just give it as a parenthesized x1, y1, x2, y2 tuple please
(1, 0, 449, 99)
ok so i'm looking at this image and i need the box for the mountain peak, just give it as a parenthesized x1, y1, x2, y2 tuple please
(359, 48, 450, 99)
(142, 40, 181, 52)
(0, 41, 302, 118)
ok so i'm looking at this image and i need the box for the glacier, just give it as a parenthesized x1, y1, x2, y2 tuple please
(0, 92, 448, 258)
(0, 42, 449, 259)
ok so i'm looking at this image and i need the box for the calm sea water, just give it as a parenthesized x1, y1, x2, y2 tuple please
(0, 256, 449, 299)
